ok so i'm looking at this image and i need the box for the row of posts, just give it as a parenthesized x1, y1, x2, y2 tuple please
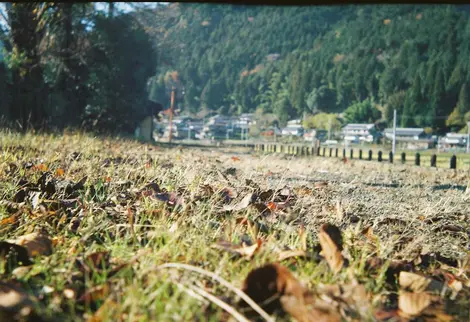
(254, 144, 458, 169)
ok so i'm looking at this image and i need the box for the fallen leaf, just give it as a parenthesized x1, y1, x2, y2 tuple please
(318, 224, 345, 273)
(361, 225, 379, 243)
(399, 271, 443, 293)
(86, 297, 120, 322)
(398, 290, 434, 317)
(241, 263, 342, 321)
(55, 168, 65, 176)
(11, 232, 53, 257)
(76, 251, 111, 274)
(281, 293, 341, 322)
(240, 263, 311, 316)
(223, 193, 253, 212)
(231, 156, 241, 161)
(78, 283, 110, 304)
(268, 199, 291, 211)
(293, 186, 313, 197)
(0, 215, 18, 225)
(211, 239, 261, 259)
(317, 280, 371, 318)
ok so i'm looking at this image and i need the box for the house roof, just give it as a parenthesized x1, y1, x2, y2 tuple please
(342, 123, 375, 130)
(446, 132, 467, 138)
(384, 128, 424, 136)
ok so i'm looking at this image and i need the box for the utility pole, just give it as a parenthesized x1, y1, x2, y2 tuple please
(467, 121, 470, 153)
(392, 109, 397, 154)
(168, 87, 176, 144)
(188, 122, 191, 142)
(328, 117, 332, 141)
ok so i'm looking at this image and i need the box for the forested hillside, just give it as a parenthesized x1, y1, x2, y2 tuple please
(147, 4, 470, 133)
(1, 4, 470, 134)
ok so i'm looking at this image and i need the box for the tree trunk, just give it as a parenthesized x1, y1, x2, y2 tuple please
(109, 3, 115, 18)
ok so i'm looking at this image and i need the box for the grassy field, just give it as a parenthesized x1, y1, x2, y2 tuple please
(1, 131, 470, 322)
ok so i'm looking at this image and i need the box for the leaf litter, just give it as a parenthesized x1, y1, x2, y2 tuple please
(0, 132, 469, 321)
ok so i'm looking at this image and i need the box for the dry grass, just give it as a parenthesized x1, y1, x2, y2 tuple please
(0, 130, 469, 321)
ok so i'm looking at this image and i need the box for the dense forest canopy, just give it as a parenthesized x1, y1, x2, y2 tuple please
(148, 3, 470, 133)
(1, 3, 470, 134)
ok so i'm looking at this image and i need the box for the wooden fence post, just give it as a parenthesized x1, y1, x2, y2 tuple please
(350, 149, 353, 159)
(317, 147, 321, 156)
(450, 155, 457, 169)
(415, 153, 420, 166)
(389, 151, 393, 163)
(342, 148, 346, 158)
(335, 148, 338, 157)
(359, 149, 363, 160)
(329, 148, 333, 157)
(401, 152, 406, 164)
(378, 151, 382, 162)
(431, 154, 437, 167)
(368, 150, 372, 161)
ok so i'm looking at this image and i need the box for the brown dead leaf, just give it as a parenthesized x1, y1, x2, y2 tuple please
(223, 193, 253, 212)
(293, 186, 313, 197)
(240, 263, 343, 321)
(78, 283, 110, 304)
(361, 225, 379, 243)
(76, 251, 111, 274)
(240, 263, 312, 316)
(86, 298, 120, 322)
(398, 290, 435, 317)
(317, 280, 371, 318)
(55, 168, 65, 176)
(399, 271, 444, 293)
(11, 232, 53, 257)
(211, 239, 261, 259)
(280, 293, 341, 322)
(266, 201, 289, 211)
(231, 156, 241, 161)
(318, 224, 345, 274)
(0, 214, 19, 225)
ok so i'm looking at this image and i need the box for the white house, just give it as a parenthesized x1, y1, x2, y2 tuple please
(282, 119, 304, 137)
(441, 133, 467, 147)
(342, 123, 376, 143)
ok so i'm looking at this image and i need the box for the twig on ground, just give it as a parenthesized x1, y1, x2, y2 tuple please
(153, 262, 275, 322)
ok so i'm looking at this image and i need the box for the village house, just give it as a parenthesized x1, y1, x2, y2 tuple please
(440, 132, 468, 148)
(384, 128, 427, 141)
(282, 119, 304, 137)
(342, 123, 377, 143)
(384, 127, 435, 149)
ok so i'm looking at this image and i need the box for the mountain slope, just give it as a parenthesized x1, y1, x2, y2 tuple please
(146, 4, 470, 132)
